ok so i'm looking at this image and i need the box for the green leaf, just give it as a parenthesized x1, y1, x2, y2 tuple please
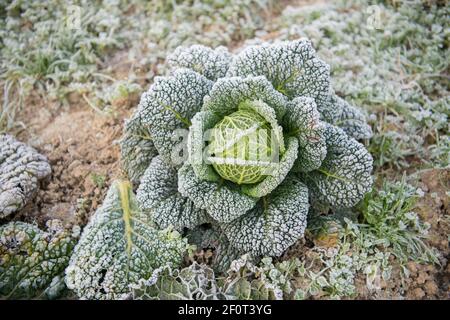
(223, 177, 309, 256)
(0, 221, 76, 299)
(241, 137, 298, 197)
(136, 69, 212, 166)
(177, 163, 258, 223)
(203, 76, 287, 121)
(302, 124, 373, 208)
(137, 156, 209, 231)
(65, 181, 189, 299)
(227, 39, 330, 104)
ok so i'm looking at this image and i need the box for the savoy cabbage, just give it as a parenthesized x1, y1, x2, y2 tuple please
(121, 39, 373, 261)
(65, 180, 190, 300)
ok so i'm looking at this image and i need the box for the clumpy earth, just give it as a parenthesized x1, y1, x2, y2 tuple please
(12, 99, 127, 227)
(1, 0, 448, 300)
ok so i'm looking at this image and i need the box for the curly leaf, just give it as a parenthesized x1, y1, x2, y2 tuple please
(177, 164, 258, 223)
(187, 110, 222, 182)
(120, 115, 157, 184)
(223, 177, 309, 256)
(331, 95, 373, 140)
(137, 156, 209, 231)
(302, 124, 373, 208)
(65, 181, 189, 300)
(0, 221, 76, 299)
(0, 134, 51, 218)
(136, 69, 212, 165)
(227, 39, 330, 104)
(203, 76, 287, 121)
(168, 45, 232, 81)
(241, 137, 298, 198)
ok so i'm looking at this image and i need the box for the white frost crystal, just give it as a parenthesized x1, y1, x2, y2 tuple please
(0, 134, 51, 218)
(0, 221, 76, 299)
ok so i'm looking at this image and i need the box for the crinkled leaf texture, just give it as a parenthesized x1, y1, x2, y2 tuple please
(224, 177, 309, 256)
(0, 134, 51, 218)
(168, 45, 232, 81)
(0, 220, 77, 299)
(125, 262, 223, 300)
(320, 93, 372, 140)
(125, 255, 285, 300)
(121, 40, 373, 262)
(135, 69, 212, 166)
(227, 39, 330, 104)
(301, 125, 373, 208)
(178, 163, 258, 223)
(120, 115, 157, 184)
(137, 156, 209, 231)
(65, 181, 189, 300)
(283, 96, 326, 172)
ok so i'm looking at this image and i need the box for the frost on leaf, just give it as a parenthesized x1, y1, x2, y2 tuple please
(301, 125, 373, 208)
(177, 163, 258, 223)
(188, 225, 243, 273)
(223, 177, 309, 256)
(65, 181, 189, 300)
(241, 137, 298, 198)
(0, 221, 76, 299)
(330, 94, 373, 140)
(187, 110, 222, 182)
(137, 156, 209, 231)
(203, 76, 287, 121)
(120, 115, 157, 184)
(135, 69, 212, 165)
(283, 96, 327, 172)
(0, 134, 51, 218)
(126, 263, 222, 300)
(227, 39, 330, 104)
(168, 45, 232, 81)
(122, 40, 374, 260)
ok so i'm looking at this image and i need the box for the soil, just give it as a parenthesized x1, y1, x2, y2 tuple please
(13, 94, 131, 228)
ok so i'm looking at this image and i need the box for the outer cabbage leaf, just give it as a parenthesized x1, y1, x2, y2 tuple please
(168, 45, 232, 81)
(120, 115, 157, 184)
(227, 39, 330, 104)
(330, 95, 373, 140)
(203, 76, 287, 121)
(283, 96, 327, 172)
(188, 224, 243, 273)
(137, 156, 209, 231)
(136, 69, 212, 165)
(239, 99, 285, 154)
(241, 137, 298, 198)
(301, 124, 373, 208)
(223, 177, 309, 256)
(177, 164, 258, 223)
(0, 134, 51, 218)
(65, 181, 189, 300)
(0, 221, 76, 299)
